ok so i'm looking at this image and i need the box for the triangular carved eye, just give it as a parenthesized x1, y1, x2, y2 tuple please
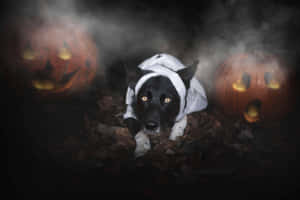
(264, 72, 280, 89)
(232, 72, 251, 92)
(23, 43, 36, 60)
(58, 42, 72, 60)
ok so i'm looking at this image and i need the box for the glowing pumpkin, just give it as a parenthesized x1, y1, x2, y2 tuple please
(14, 19, 98, 95)
(214, 52, 294, 123)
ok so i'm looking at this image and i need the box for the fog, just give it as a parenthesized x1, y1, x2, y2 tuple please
(4, 0, 300, 94)
(186, 0, 300, 93)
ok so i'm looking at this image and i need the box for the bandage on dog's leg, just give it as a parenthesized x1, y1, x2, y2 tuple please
(169, 116, 187, 141)
(134, 131, 151, 157)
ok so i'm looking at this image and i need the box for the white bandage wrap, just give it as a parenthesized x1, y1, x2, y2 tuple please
(123, 87, 137, 119)
(124, 53, 208, 122)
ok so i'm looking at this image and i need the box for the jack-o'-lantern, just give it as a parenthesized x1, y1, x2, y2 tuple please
(13, 18, 98, 95)
(214, 52, 294, 123)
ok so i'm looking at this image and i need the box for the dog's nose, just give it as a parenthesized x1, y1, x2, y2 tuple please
(145, 121, 158, 131)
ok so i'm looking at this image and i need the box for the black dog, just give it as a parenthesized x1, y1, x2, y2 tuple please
(124, 53, 207, 157)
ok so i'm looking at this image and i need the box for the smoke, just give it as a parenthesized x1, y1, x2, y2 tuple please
(185, 0, 300, 95)
(4, 0, 300, 95)
(13, 0, 189, 72)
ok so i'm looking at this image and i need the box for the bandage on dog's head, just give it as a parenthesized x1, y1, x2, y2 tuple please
(124, 53, 207, 123)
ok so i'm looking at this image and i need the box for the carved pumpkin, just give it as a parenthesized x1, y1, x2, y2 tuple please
(14, 19, 98, 95)
(214, 52, 294, 123)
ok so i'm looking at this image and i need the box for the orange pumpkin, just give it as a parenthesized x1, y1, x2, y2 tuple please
(214, 52, 295, 123)
(13, 18, 98, 95)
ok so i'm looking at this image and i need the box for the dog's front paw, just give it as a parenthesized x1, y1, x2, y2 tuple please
(134, 131, 151, 158)
(169, 116, 187, 141)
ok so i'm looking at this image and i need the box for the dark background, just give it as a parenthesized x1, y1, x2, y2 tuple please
(1, 0, 300, 198)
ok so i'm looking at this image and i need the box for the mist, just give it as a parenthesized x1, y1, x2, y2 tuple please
(11, 0, 190, 71)
(185, 0, 300, 94)
(3, 0, 300, 95)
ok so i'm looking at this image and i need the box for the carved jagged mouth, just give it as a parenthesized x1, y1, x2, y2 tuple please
(243, 100, 261, 123)
(32, 80, 59, 91)
(32, 70, 78, 92)
(32, 72, 77, 91)
(32, 61, 79, 92)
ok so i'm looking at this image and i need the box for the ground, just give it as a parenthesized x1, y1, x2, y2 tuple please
(1, 67, 299, 197)
(4, 83, 296, 196)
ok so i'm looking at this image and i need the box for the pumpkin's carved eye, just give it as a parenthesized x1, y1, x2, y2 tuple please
(232, 72, 251, 92)
(264, 72, 280, 89)
(58, 43, 72, 60)
(23, 45, 36, 60)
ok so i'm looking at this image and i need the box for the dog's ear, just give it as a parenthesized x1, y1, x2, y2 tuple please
(177, 60, 198, 89)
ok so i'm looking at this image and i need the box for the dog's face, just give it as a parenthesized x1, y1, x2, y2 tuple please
(135, 76, 180, 133)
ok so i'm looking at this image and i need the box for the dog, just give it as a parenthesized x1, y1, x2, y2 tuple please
(123, 53, 207, 157)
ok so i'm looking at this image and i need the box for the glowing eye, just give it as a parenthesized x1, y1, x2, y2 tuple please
(23, 48, 36, 60)
(232, 72, 251, 92)
(164, 97, 171, 103)
(58, 47, 72, 60)
(141, 96, 148, 102)
(264, 72, 280, 89)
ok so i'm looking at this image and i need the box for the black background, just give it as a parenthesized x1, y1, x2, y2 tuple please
(1, 0, 300, 198)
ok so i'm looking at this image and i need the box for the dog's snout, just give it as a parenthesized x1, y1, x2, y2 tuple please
(145, 121, 159, 131)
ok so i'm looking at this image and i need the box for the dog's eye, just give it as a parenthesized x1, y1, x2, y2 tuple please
(141, 96, 148, 102)
(164, 97, 172, 104)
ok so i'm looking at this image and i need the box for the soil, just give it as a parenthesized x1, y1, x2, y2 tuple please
(3, 77, 300, 197)
(1, 0, 300, 198)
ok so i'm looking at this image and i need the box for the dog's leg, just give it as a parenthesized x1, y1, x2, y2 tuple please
(169, 116, 187, 141)
(134, 131, 151, 158)
(124, 118, 141, 137)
